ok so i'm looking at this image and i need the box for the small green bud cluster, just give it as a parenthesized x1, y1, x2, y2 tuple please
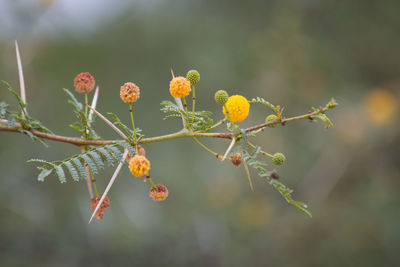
(272, 152, 286, 165)
(265, 114, 278, 128)
(214, 90, 229, 105)
(186, 70, 200, 85)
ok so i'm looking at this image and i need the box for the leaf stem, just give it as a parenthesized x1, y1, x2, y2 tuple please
(192, 137, 218, 157)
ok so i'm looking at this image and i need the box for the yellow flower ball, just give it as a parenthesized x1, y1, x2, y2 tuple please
(169, 76, 191, 98)
(223, 95, 250, 123)
(129, 155, 151, 177)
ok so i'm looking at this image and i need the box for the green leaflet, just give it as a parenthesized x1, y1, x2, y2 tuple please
(97, 147, 116, 167)
(237, 145, 312, 218)
(81, 154, 98, 174)
(160, 100, 213, 131)
(88, 150, 105, 170)
(249, 97, 280, 114)
(29, 144, 124, 183)
(37, 169, 53, 182)
(311, 107, 333, 129)
(62, 88, 83, 111)
(72, 158, 87, 180)
(106, 145, 123, 162)
(117, 141, 136, 156)
(63, 88, 98, 139)
(53, 164, 66, 183)
(64, 161, 80, 182)
(1, 81, 53, 146)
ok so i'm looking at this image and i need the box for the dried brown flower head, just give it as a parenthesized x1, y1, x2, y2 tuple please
(231, 153, 242, 167)
(74, 72, 95, 93)
(149, 184, 169, 202)
(90, 194, 110, 220)
(120, 82, 140, 103)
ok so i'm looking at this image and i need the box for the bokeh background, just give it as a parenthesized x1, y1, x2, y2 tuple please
(1, 0, 399, 266)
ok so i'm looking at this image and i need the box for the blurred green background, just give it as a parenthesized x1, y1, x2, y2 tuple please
(1, 0, 399, 266)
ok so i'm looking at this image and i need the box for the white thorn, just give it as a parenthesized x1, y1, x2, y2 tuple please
(88, 149, 128, 224)
(88, 86, 99, 125)
(15, 40, 27, 118)
(87, 104, 129, 141)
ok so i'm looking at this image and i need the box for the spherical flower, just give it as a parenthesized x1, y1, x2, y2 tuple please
(265, 114, 278, 128)
(231, 153, 242, 167)
(214, 90, 229, 105)
(120, 82, 140, 103)
(186, 70, 200, 85)
(90, 194, 110, 220)
(150, 184, 169, 202)
(223, 95, 250, 123)
(272, 152, 286, 166)
(169, 76, 191, 98)
(74, 72, 95, 93)
(129, 155, 151, 177)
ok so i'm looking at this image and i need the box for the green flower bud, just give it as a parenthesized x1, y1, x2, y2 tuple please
(265, 114, 278, 128)
(272, 152, 285, 165)
(214, 90, 229, 105)
(186, 70, 200, 85)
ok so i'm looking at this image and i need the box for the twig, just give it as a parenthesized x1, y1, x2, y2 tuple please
(0, 107, 334, 146)
(88, 149, 129, 224)
(15, 40, 27, 118)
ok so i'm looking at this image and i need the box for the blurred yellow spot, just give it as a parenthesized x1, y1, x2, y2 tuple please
(364, 89, 398, 126)
(238, 195, 271, 229)
(205, 176, 240, 210)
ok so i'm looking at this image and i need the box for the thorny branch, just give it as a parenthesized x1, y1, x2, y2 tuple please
(0, 105, 333, 147)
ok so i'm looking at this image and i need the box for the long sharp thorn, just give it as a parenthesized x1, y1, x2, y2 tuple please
(88, 149, 128, 224)
(88, 86, 99, 125)
(15, 40, 27, 118)
(87, 104, 129, 141)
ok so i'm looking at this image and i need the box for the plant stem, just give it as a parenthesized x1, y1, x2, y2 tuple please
(248, 141, 273, 158)
(191, 85, 196, 126)
(182, 97, 190, 129)
(85, 93, 88, 118)
(192, 137, 218, 157)
(129, 103, 139, 152)
(148, 177, 157, 188)
(206, 119, 225, 132)
(89, 168, 99, 197)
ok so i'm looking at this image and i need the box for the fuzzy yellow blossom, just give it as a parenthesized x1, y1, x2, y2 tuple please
(169, 77, 191, 98)
(223, 95, 250, 123)
(129, 155, 150, 177)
